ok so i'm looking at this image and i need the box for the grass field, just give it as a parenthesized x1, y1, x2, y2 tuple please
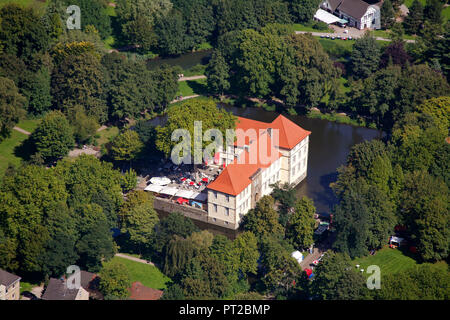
(95, 126, 119, 147)
(371, 29, 416, 41)
(0, 119, 40, 177)
(404, 0, 426, 7)
(183, 64, 207, 77)
(111, 256, 171, 290)
(0, 130, 29, 176)
(15, 118, 40, 133)
(177, 78, 208, 97)
(443, 6, 450, 22)
(292, 23, 334, 33)
(352, 246, 419, 276)
(0, 0, 47, 8)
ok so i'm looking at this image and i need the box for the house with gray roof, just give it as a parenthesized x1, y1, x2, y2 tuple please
(320, 0, 381, 29)
(0, 269, 21, 300)
(41, 278, 89, 300)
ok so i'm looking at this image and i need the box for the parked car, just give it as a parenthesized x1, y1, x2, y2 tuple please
(331, 36, 335, 40)
(348, 36, 353, 40)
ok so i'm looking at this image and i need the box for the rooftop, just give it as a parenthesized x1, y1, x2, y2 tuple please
(41, 278, 80, 300)
(129, 282, 163, 300)
(0, 269, 21, 287)
(207, 115, 310, 196)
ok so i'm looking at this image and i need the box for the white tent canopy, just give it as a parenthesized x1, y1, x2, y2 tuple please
(144, 184, 164, 193)
(159, 186, 179, 196)
(291, 251, 303, 264)
(314, 8, 341, 24)
(175, 190, 195, 199)
(149, 177, 171, 186)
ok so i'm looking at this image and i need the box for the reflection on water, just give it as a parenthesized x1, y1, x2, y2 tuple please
(147, 104, 383, 235)
(147, 50, 212, 70)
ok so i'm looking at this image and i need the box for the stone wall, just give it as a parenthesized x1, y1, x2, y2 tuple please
(153, 197, 239, 230)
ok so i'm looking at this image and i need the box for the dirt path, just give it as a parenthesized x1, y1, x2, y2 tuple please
(13, 126, 31, 135)
(178, 75, 207, 82)
(97, 125, 108, 132)
(170, 95, 200, 104)
(115, 253, 155, 266)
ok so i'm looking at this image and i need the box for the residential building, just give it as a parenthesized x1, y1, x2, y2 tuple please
(321, 0, 381, 29)
(129, 282, 163, 300)
(41, 278, 89, 300)
(207, 115, 311, 229)
(0, 269, 21, 300)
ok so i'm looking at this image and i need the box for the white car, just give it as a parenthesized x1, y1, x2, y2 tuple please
(344, 29, 349, 34)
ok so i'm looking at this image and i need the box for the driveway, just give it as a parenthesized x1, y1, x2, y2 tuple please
(295, 25, 416, 43)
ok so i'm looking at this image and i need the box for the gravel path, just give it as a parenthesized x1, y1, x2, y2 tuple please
(115, 253, 155, 266)
(178, 75, 207, 82)
(13, 126, 31, 135)
(171, 95, 200, 104)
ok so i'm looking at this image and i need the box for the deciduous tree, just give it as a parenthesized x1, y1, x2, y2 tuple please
(31, 111, 75, 163)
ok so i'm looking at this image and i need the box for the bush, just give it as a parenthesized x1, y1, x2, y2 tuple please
(312, 21, 329, 31)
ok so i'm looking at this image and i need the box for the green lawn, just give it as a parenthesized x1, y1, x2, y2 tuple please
(95, 126, 119, 147)
(352, 246, 419, 276)
(443, 6, 450, 22)
(183, 64, 206, 77)
(0, 119, 40, 177)
(196, 42, 213, 50)
(319, 38, 355, 57)
(0, 130, 29, 176)
(292, 23, 334, 33)
(372, 29, 416, 41)
(177, 78, 208, 97)
(404, 0, 426, 7)
(111, 256, 171, 290)
(0, 0, 47, 8)
(16, 118, 40, 133)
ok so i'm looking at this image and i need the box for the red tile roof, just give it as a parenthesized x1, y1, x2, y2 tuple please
(207, 115, 310, 196)
(269, 115, 311, 149)
(235, 115, 311, 150)
(129, 282, 163, 300)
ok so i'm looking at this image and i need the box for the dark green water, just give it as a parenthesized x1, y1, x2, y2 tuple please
(147, 50, 212, 70)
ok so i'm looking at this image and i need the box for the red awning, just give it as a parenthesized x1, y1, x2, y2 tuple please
(202, 178, 208, 182)
(305, 269, 313, 277)
(189, 181, 195, 185)
(177, 197, 188, 204)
